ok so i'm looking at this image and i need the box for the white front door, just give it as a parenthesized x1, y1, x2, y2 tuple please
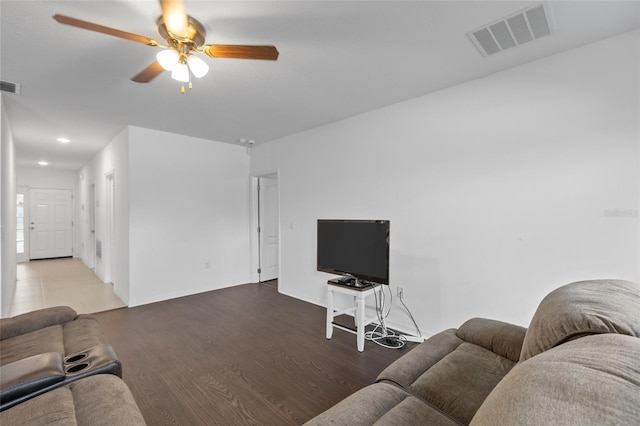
(29, 188, 73, 260)
(259, 176, 279, 282)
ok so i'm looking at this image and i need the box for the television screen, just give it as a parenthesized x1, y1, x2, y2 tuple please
(317, 219, 390, 285)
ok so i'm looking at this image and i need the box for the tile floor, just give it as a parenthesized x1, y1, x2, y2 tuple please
(10, 257, 126, 316)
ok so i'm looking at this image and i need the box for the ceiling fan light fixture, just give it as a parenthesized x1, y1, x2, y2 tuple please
(157, 49, 180, 71)
(52, 5, 279, 91)
(187, 55, 209, 78)
(171, 63, 190, 82)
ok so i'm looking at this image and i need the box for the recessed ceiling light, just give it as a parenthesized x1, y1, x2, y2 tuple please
(57, 137, 71, 143)
(38, 161, 49, 166)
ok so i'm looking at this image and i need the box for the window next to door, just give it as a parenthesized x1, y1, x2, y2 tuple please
(17, 193, 25, 254)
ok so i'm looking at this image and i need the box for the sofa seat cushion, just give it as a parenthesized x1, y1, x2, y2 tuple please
(304, 382, 462, 425)
(376, 329, 463, 389)
(377, 322, 520, 425)
(0, 326, 64, 366)
(0, 315, 106, 367)
(409, 342, 515, 425)
(471, 334, 640, 426)
(520, 279, 640, 361)
(0, 374, 146, 425)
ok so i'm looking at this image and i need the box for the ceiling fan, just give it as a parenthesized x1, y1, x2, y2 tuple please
(53, 0, 279, 93)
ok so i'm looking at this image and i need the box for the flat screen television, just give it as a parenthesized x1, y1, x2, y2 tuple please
(317, 219, 390, 286)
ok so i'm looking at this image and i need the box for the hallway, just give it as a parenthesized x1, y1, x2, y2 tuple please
(10, 257, 126, 316)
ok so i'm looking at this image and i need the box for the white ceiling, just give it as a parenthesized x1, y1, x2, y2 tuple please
(1, 1, 638, 170)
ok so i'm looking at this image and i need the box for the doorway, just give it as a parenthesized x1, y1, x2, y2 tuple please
(28, 188, 73, 260)
(251, 172, 280, 283)
(103, 172, 116, 285)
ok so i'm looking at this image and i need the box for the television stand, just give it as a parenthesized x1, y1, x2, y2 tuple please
(326, 280, 382, 351)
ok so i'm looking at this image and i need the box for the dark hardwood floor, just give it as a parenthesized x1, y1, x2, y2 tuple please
(94, 282, 415, 425)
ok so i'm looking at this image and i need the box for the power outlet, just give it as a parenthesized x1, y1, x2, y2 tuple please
(397, 286, 405, 298)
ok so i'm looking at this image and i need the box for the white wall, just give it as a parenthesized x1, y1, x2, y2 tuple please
(78, 127, 129, 301)
(77, 126, 252, 307)
(127, 126, 251, 306)
(1, 98, 17, 317)
(250, 30, 640, 334)
(16, 166, 77, 189)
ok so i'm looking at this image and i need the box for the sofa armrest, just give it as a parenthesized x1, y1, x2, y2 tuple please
(0, 352, 65, 410)
(456, 318, 526, 363)
(0, 307, 77, 341)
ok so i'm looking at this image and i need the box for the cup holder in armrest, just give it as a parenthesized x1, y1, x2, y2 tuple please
(62, 344, 122, 380)
(65, 353, 88, 364)
(65, 363, 90, 374)
(64, 351, 91, 375)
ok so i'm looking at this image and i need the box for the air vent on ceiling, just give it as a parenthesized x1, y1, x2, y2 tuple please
(468, 3, 554, 57)
(1, 80, 21, 94)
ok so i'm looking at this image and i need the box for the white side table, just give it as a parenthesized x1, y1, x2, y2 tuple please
(326, 281, 382, 352)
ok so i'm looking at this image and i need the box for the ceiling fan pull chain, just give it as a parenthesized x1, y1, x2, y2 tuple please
(180, 68, 191, 94)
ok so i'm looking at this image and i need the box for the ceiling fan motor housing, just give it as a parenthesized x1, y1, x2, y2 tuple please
(157, 15, 206, 51)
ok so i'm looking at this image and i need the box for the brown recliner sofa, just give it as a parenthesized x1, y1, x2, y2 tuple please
(305, 279, 640, 425)
(0, 306, 146, 424)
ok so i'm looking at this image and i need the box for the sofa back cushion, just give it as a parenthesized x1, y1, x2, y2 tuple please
(0, 307, 76, 341)
(470, 334, 640, 426)
(520, 279, 640, 361)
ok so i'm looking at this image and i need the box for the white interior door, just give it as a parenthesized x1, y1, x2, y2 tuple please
(259, 176, 279, 282)
(29, 188, 73, 260)
(88, 183, 96, 269)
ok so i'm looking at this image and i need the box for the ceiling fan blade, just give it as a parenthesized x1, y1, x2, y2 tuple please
(53, 14, 159, 46)
(159, 0, 189, 38)
(203, 45, 279, 61)
(131, 61, 165, 83)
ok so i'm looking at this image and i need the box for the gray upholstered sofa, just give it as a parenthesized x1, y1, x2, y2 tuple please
(0, 374, 146, 425)
(305, 279, 640, 425)
(0, 306, 107, 367)
(0, 306, 146, 424)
